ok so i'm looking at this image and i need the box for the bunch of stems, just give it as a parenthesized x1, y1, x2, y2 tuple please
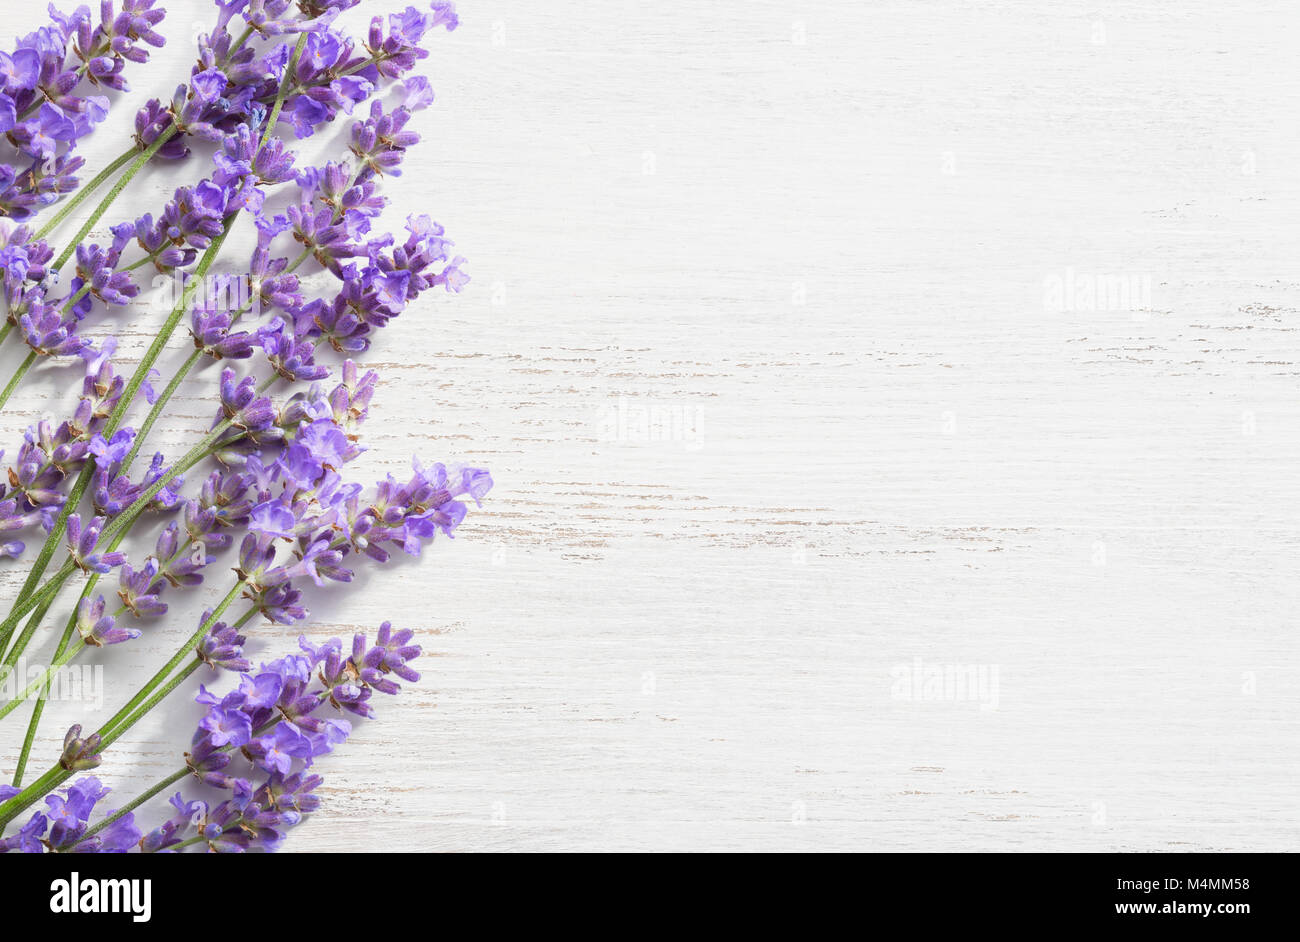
(0, 32, 320, 828)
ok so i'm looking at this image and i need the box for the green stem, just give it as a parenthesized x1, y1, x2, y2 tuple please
(60, 283, 92, 316)
(80, 769, 187, 844)
(0, 37, 313, 631)
(0, 484, 87, 658)
(0, 559, 76, 660)
(45, 129, 178, 274)
(100, 657, 206, 748)
(163, 835, 207, 853)
(0, 418, 233, 675)
(226, 26, 255, 60)
(105, 219, 231, 442)
(8, 598, 57, 787)
(8, 497, 250, 787)
(0, 583, 245, 829)
(5, 531, 131, 785)
(8, 695, 40, 787)
(262, 34, 309, 150)
(0, 352, 36, 411)
(33, 147, 137, 242)
(0, 635, 85, 725)
(120, 348, 202, 472)
(0, 217, 236, 655)
(0, 247, 159, 413)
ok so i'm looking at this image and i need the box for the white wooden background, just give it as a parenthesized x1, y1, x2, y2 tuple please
(2, 1, 1298, 852)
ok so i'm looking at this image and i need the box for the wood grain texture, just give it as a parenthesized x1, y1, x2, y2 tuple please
(2, 0, 1298, 852)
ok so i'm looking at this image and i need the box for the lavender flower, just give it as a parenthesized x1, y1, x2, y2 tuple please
(76, 594, 140, 647)
(18, 298, 89, 357)
(132, 0, 451, 169)
(349, 100, 421, 178)
(197, 621, 251, 673)
(0, 219, 53, 291)
(0, 348, 131, 557)
(249, 217, 302, 311)
(66, 513, 127, 574)
(0, 2, 169, 218)
(0, 777, 139, 853)
(191, 304, 256, 361)
(0, 0, 483, 861)
(0, 153, 85, 219)
(118, 559, 168, 617)
(75, 1, 167, 89)
(258, 317, 329, 381)
(217, 367, 275, 432)
(59, 724, 103, 773)
(72, 233, 140, 312)
(0, 623, 420, 854)
(365, 3, 459, 81)
(142, 625, 422, 852)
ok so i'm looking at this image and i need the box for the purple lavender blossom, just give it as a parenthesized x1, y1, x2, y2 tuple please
(0, 626, 409, 854)
(0, 348, 131, 558)
(0, 220, 54, 290)
(365, 3, 459, 81)
(72, 232, 140, 312)
(191, 305, 256, 360)
(258, 317, 329, 381)
(118, 559, 168, 617)
(0, 2, 169, 218)
(0, 152, 86, 219)
(18, 297, 89, 358)
(129, 211, 194, 271)
(153, 520, 207, 587)
(59, 724, 103, 772)
(76, 2, 167, 89)
(0, 777, 139, 853)
(76, 594, 140, 647)
(131, 0, 454, 170)
(136, 625, 423, 852)
(0, 0, 485, 861)
(138, 452, 186, 512)
(217, 367, 275, 432)
(349, 100, 421, 178)
(66, 513, 128, 574)
(197, 621, 251, 672)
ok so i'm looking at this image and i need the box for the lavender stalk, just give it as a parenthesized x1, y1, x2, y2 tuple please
(0, 1, 479, 856)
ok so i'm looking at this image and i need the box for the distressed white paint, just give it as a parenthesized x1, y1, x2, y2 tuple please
(2, 1, 1298, 851)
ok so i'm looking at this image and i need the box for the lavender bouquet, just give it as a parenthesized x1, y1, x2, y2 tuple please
(0, 0, 484, 852)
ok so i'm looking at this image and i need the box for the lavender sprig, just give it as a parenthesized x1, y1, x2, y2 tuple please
(2, 3, 466, 620)
(0, 1, 483, 857)
(0, 2, 169, 220)
(0, 621, 423, 853)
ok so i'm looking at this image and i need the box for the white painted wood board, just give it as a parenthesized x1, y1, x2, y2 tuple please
(1, 0, 1297, 852)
